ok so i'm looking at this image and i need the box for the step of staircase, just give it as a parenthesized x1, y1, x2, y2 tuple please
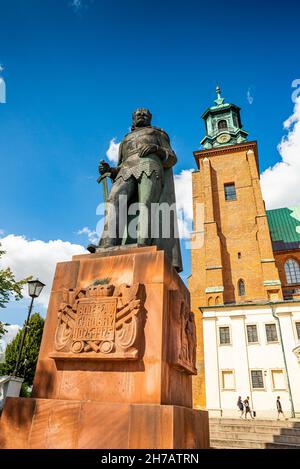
(211, 418, 300, 427)
(211, 438, 300, 449)
(209, 418, 300, 449)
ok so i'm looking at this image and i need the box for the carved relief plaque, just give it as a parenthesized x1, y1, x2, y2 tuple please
(50, 282, 145, 360)
(169, 290, 197, 375)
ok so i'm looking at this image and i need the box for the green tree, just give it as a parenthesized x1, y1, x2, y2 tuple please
(0, 244, 30, 338)
(0, 321, 7, 338)
(0, 313, 44, 388)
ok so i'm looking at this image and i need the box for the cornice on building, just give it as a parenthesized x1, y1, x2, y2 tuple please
(199, 298, 300, 312)
(193, 140, 259, 171)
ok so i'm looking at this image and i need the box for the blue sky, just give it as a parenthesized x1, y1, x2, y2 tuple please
(1, 0, 300, 328)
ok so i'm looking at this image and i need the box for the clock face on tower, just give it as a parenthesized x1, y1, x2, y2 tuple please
(216, 133, 231, 144)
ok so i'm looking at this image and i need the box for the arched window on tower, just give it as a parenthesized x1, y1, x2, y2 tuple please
(218, 119, 228, 131)
(285, 259, 300, 284)
(238, 279, 245, 297)
(233, 114, 239, 128)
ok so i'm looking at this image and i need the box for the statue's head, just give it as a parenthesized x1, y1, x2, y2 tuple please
(132, 108, 152, 130)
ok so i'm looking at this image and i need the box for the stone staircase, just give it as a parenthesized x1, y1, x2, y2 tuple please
(210, 418, 300, 449)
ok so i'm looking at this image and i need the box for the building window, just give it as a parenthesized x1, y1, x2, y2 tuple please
(295, 322, 300, 340)
(218, 119, 228, 130)
(221, 370, 235, 390)
(238, 252, 242, 259)
(238, 279, 245, 296)
(271, 370, 286, 390)
(285, 259, 300, 284)
(219, 326, 231, 345)
(251, 370, 264, 389)
(224, 183, 236, 201)
(265, 323, 278, 343)
(247, 325, 258, 343)
(268, 290, 280, 302)
(208, 296, 213, 306)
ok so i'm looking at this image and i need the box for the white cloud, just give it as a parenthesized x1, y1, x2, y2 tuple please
(0, 235, 86, 308)
(70, 0, 83, 12)
(0, 77, 6, 104)
(174, 169, 194, 238)
(69, 0, 93, 14)
(106, 138, 120, 164)
(0, 324, 20, 351)
(247, 87, 254, 105)
(77, 226, 98, 244)
(174, 169, 194, 220)
(261, 97, 300, 209)
(0, 229, 4, 236)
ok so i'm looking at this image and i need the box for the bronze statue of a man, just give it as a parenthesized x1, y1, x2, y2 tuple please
(89, 108, 182, 272)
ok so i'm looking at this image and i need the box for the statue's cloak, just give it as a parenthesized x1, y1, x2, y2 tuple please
(115, 127, 183, 273)
(154, 166, 183, 273)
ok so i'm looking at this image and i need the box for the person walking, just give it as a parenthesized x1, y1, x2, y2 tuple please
(243, 396, 255, 419)
(237, 396, 244, 419)
(276, 396, 288, 420)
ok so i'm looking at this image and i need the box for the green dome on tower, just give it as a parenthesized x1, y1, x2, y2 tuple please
(201, 86, 248, 149)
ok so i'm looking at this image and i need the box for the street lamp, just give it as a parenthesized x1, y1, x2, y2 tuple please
(12, 279, 45, 377)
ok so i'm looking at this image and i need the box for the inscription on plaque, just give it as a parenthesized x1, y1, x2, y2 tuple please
(72, 298, 117, 342)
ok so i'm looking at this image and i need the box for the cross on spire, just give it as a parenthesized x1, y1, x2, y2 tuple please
(214, 83, 225, 105)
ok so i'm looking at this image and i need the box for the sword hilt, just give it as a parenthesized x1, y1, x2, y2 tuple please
(97, 171, 110, 204)
(97, 172, 111, 184)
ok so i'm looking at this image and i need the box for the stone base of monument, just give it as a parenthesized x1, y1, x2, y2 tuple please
(0, 246, 209, 449)
(0, 398, 209, 448)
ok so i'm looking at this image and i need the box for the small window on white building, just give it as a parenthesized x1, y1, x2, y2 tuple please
(221, 370, 235, 390)
(246, 324, 258, 343)
(295, 321, 300, 341)
(251, 370, 264, 389)
(265, 323, 278, 343)
(271, 370, 286, 390)
(219, 326, 231, 345)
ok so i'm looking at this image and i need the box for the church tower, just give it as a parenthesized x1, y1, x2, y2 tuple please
(189, 87, 282, 408)
(201, 84, 248, 149)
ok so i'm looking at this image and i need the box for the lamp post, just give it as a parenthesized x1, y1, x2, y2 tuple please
(12, 279, 45, 377)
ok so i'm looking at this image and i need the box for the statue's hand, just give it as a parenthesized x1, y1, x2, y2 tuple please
(140, 144, 158, 158)
(98, 160, 111, 175)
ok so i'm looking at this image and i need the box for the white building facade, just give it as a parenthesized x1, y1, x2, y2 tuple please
(202, 301, 300, 418)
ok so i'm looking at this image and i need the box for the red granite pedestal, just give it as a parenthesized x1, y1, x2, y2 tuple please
(0, 246, 209, 449)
